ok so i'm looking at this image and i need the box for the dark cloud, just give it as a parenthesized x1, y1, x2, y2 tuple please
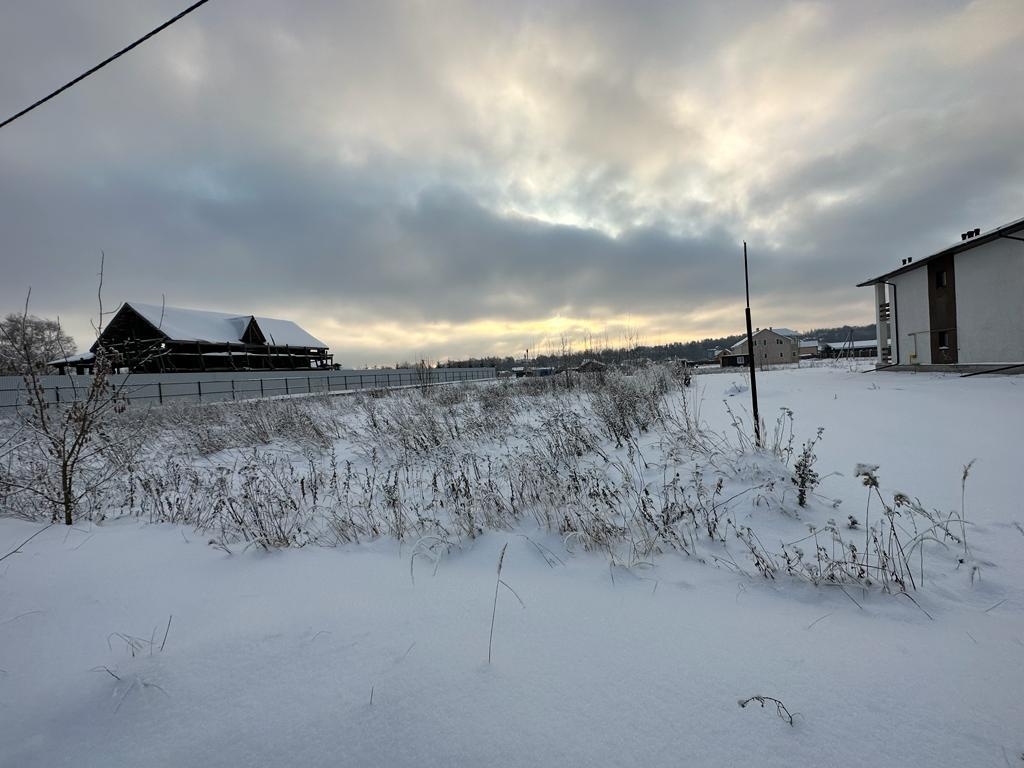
(1, 0, 1021, 362)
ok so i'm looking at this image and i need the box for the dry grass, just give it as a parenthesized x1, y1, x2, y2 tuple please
(0, 366, 973, 593)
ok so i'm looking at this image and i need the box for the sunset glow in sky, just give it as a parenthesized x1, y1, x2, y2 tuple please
(2, 1, 1022, 364)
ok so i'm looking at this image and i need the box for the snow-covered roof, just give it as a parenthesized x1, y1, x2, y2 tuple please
(727, 328, 800, 350)
(46, 352, 96, 366)
(252, 316, 326, 348)
(124, 303, 327, 348)
(828, 339, 878, 349)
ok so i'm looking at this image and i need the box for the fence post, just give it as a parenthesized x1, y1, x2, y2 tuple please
(260, 378, 264, 398)
(307, 375, 311, 395)
(285, 378, 290, 396)
(231, 379, 236, 400)
(55, 385, 60, 403)
(197, 381, 202, 401)
(158, 382, 163, 405)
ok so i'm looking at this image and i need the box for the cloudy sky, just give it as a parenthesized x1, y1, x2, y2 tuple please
(1, 0, 1022, 365)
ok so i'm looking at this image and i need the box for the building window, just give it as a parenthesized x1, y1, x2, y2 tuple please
(936, 270, 947, 288)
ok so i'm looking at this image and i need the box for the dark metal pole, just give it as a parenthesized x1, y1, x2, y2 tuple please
(743, 241, 762, 448)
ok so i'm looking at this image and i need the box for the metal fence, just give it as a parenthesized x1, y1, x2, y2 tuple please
(0, 367, 496, 409)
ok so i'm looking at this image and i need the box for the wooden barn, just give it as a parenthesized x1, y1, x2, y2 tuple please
(73, 302, 332, 373)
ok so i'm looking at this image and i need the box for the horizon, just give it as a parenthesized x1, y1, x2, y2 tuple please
(38, 301, 874, 369)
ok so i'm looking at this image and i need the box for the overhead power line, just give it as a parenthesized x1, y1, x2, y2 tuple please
(0, 0, 213, 131)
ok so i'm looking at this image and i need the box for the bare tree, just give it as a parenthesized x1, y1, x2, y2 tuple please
(414, 358, 434, 391)
(558, 333, 575, 389)
(1, 269, 148, 525)
(0, 312, 77, 374)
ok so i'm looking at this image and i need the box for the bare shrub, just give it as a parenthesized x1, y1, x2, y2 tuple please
(588, 369, 669, 447)
(0, 264, 173, 525)
(427, 382, 470, 406)
(792, 428, 823, 507)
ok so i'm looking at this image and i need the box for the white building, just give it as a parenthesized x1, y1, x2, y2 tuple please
(858, 217, 1024, 366)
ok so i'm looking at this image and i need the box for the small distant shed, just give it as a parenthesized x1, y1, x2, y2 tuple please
(799, 339, 820, 358)
(47, 352, 97, 375)
(576, 359, 607, 373)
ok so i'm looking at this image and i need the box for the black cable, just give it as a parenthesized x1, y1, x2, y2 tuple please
(1, 0, 213, 130)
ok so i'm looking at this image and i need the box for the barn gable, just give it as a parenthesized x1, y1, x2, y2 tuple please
(90, 302, 331, 373)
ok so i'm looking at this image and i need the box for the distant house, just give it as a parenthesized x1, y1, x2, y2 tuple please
(858, 216, 1024, 366)
(821, 339, 879, 358)
(716, 346, 745, 367)
(68, 302, 332, 373)
(719, 328, 800, 368)
(510, 365, 555, 378)
(799, 339, 820, 358)
(576, 359, 607, 373)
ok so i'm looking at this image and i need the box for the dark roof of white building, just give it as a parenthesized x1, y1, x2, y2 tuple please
(857, 215, 1024, 287)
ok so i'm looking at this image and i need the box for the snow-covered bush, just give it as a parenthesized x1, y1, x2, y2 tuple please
(588, 368, 669, 447)
(792, 428, 824, 507)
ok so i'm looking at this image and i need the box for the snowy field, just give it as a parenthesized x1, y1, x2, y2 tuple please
(2, 363, 1023, 767)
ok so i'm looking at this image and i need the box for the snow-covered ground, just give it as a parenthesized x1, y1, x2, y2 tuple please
(2, 364, 1023, 767)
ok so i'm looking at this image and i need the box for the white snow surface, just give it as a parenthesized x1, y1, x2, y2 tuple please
(2, 365, 1023, 767)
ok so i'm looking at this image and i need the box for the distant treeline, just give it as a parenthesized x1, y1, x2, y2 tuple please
(439, 323, 876, 369)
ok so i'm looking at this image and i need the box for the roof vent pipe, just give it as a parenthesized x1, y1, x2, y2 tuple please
(961, 233, 968, 241)
(974, 228, 980, 236)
